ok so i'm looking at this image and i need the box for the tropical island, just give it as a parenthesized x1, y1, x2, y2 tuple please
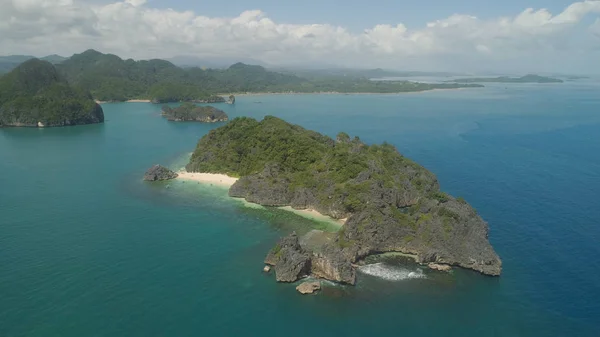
(161, 103, 228, 122)
(447, 74, 563, 84)
(1, 50, 484, 104)
(0, 59, 104, 128)
(179, 116, 502, 285)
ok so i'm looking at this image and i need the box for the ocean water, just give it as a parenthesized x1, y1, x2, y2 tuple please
(1, 83, 599, 336)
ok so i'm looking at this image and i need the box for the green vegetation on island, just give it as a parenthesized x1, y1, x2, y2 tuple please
(161, 103, 228, 122)
(0, 59, 103, 127)
(0, 49, 483, 103)
(186, 116, 501, 284)
(447, 74, 563, 84)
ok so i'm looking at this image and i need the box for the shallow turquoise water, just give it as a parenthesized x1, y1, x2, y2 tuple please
(1, 83, 600, 336)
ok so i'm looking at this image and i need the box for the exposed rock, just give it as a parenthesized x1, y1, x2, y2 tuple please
(227, 95, 236, 104)
(263, 265, 271, 273)
(310, 244, 356, 285)
(144, 165, 178, 181)
(265, 232, 311, 282)
(428, 263, 452, 272)
(296, 281, 321, 294)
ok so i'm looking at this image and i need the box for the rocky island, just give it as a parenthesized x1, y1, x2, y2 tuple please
(0, 59, 104, 127)
(161, 103, 228, 122)
(185, 116, 502, 285)
(447, 74, 563, 84)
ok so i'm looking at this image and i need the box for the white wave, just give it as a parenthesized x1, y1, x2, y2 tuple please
(357, 263, 426, 281)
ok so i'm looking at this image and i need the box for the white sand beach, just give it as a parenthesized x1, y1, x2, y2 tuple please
(176, 171, 239, 186)
(175, 171, 345, 226)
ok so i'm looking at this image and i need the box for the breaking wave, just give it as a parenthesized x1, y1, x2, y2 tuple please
(357, 263, 426, 281)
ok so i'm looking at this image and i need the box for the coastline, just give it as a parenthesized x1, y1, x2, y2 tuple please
(175, 171, 344, 226)
(230, 87, 469, 96)
(94, 87, 472, 104)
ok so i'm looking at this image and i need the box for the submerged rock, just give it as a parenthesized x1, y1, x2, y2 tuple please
(144, 165, 178, 181)
(265, 232, 311, 282)
(296, 281, 321, 294)
(428, 263, 452, 272)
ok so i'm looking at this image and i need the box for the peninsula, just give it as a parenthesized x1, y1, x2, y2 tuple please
(447, 74, 563, 84)
(161, 103, 228, 122)
(185, 116, 502, 285)
(0, 59, 104, 127)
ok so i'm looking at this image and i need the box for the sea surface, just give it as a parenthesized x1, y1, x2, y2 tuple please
(1, 82, 599, 336)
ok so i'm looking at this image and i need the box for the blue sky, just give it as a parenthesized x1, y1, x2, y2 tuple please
(149, 0, 580, 30)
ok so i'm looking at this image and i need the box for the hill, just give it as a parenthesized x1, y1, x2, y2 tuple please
(0, 54, 67, 74)
(0, 59, 103, 127)
(186, 116, 502, 284)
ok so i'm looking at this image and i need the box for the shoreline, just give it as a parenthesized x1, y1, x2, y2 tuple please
(231, 87, 469, 96)
(94, 87, 473, 104)
(176, 171, 238, 187)
(175, 171, 345, 226)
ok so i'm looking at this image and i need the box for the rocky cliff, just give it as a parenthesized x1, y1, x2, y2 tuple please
(187, 116, 502, 284)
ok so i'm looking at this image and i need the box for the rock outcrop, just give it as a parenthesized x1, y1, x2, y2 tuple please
(265, 233, 311, 282)
(296, 281, 321, 294)
(227, 95, 236, 104)
(428, 263, 452, 272)
(144, 165, 178, 181)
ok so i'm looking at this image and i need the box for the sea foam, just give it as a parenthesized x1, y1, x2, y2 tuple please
(357, 263, 426, 281)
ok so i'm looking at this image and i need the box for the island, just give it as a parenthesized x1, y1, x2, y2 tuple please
(0, 59, 104, 127)
(447, 74, 563, 84)
(161, 103, 228, 122)
(185, 116, 502, 285)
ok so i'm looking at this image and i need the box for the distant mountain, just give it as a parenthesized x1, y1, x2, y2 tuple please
(167, 55, 267, 69)
(0, 54, 68, 74)
(0, 59, 103, 127)
(447, 74, 563, 84)
(55, 49, 304, 102)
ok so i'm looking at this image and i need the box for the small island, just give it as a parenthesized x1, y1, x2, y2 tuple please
(161, 103, 228, 122)
(447, 74, 563, 84)
(184, 116, 502, 285)
(0, 59, 104, 127)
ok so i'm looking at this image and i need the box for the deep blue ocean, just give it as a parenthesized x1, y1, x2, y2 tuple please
(1, 82, 599, 336)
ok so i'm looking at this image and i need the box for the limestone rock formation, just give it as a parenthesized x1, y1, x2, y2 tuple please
(144, 165, 178, 181)
(296, 281, 321, 294)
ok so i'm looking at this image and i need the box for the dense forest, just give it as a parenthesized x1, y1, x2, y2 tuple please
(0, 59, 103, 127)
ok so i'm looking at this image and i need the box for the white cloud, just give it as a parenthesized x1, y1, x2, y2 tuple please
(1, 0, 600, 72)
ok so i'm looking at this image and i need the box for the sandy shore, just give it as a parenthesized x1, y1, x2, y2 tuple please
(95, 99, 152, 104)
(176, 171, 238, 186)
(175, 171, 345, 225)
(126, 99, 151, 103)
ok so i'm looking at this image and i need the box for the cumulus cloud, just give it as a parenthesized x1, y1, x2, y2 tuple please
(1, 0, 600, 71)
